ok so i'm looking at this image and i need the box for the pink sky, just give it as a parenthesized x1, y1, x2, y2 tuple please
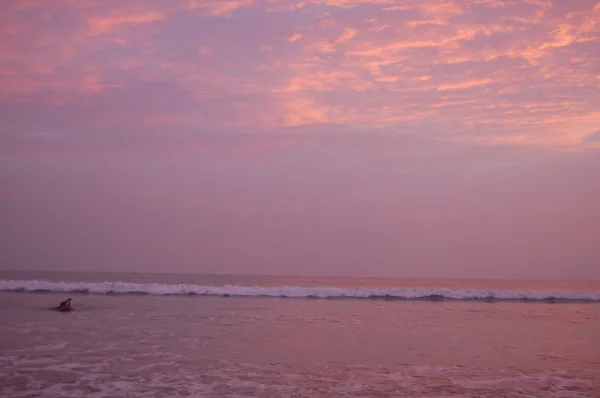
(1, 0, 599, 279)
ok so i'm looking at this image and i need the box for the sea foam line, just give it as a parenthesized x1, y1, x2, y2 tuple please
(1, 280, 599, 302)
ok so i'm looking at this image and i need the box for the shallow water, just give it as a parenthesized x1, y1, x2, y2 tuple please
(1, 271, 599, 397)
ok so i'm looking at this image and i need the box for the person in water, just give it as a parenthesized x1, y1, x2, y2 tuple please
(59, 298, 72, 307)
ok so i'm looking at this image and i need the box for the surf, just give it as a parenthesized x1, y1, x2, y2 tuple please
(1, 280, 599, 303)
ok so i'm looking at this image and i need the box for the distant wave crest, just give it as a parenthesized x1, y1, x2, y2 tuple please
(1, 280, 599, 303)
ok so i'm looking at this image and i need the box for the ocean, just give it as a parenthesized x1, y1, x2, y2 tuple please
(1, 270, 599, 397)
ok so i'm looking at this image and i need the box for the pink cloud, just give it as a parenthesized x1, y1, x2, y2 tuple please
(1, 0, 599, 278)
(1, 0, 597, 146)
(88, 10, 168, 35)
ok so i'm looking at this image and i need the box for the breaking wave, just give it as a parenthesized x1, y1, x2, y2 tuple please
(1, 280, 599, 303)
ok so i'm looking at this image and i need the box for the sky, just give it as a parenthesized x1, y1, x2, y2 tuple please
(1, 0, 599, 280)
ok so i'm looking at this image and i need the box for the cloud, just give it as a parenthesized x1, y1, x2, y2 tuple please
(0, 0, 598, 149)
(187, 0, 256, 17)
(88, 10, 168, 35)
(437, 78, 495, 91)
(288, 33, 303, 42)
(80, 74, 116, 93)
(3, 0, 600, 280)
(583, 131, 600, 143)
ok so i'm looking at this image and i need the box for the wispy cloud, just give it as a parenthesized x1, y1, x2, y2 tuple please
(0, 0, 598, 147)
(88, 10, 168, 35)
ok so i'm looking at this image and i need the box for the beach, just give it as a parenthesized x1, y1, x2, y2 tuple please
(1, 271, 599, 397)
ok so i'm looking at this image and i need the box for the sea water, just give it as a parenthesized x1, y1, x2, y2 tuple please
(1, 270, 599, 397)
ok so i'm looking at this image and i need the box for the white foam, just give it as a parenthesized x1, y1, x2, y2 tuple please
(1, 354, 598, 398)
(1, 279, 598, 302)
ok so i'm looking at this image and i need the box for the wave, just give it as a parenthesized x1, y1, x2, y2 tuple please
(1, 280, 599, 303)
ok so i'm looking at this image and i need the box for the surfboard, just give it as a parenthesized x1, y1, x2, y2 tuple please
(56, 306, 73, 312)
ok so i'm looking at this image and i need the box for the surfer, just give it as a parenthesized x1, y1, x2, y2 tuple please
(59, 298, 72, 307)
(55, 298, 74, 311)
